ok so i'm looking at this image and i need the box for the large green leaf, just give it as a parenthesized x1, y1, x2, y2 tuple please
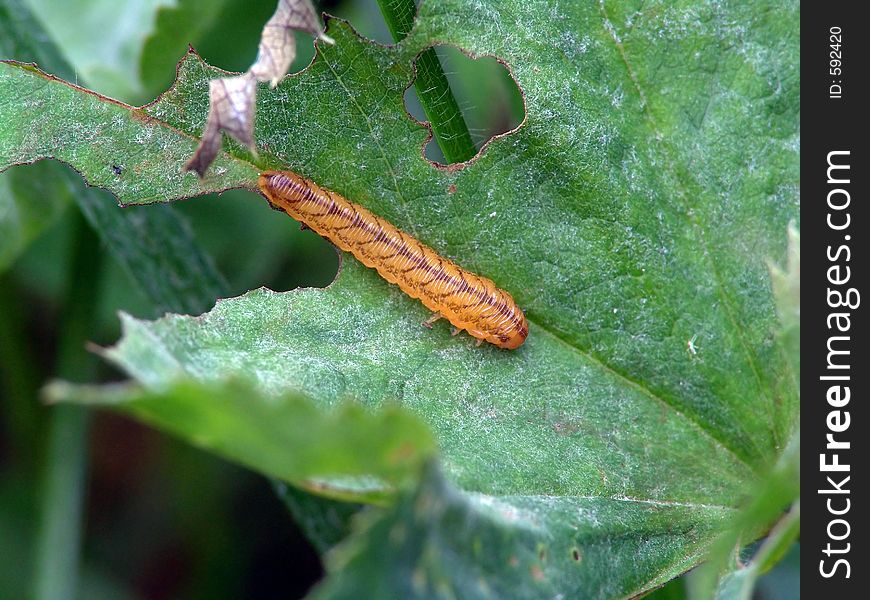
(96, 255, 756, 500)
(1, 0, 799, 596)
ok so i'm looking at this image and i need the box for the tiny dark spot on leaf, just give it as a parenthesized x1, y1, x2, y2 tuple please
(448, 183, 457, 194)
(111, 164, 123, 175)
(571, 548, 582, 562)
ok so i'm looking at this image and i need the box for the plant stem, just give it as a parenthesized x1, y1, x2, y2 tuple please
(0, 280, 42, 451)
(33, 406, 91, 600)
(33, 211, 104, 600)
(376, 0, 476, 163)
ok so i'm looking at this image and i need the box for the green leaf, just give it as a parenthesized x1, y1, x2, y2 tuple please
(0, 60, 258, 203)
(93, 257, 756, 500)
(47, 378, 436, 504)
(313, 461, 731, 599)
(1, 0, 228, 314)
(6, 0, 799, 596)
(711, 504, 800, 600)
(275, 482, 363, 554)
(60, 256, 755, 594)
(692, 431, 799, 599)
(688, 224, 800, 599)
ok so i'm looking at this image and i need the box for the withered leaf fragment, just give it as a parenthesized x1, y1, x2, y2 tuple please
(183, 74, 257, 178)
(252, 0, 334, 87)
(184, 0, 332, 177)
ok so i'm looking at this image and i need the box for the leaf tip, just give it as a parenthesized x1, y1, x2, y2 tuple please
(41, 380, 70, 405)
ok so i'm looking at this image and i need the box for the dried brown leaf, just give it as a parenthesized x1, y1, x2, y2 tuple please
(252, 0, 334, 87)
(184, 73, 257, 177)
(184, 0, 331, 177)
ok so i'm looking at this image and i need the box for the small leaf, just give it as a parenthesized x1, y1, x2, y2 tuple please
(47, 378, 436, 504)
(0, 0, 229, 314)
(693, 432, 800, 598)
(709, 504, 800, 600)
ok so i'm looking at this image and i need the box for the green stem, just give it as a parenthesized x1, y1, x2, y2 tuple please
(376, 0, 476, 163)
(33, 406, 91, 600)
(0, 280, 42, 450)
(33, 211, 104, 600)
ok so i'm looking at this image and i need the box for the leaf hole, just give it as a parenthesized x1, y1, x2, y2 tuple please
(403, 45, 525, 165)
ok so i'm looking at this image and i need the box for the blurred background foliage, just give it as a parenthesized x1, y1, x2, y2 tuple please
(0, 0, 795, 598)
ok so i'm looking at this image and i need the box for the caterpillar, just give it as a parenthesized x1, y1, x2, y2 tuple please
(258, 170, 528, 349)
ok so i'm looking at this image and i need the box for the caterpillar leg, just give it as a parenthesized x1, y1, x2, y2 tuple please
(422, 313, 443, 329)
(451, 327, 461, 336)
(299, 223, 310, 231)
(466, 329, 486, 347)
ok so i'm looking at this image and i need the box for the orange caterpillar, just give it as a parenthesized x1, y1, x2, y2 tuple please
(258, 171, 528, 349)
